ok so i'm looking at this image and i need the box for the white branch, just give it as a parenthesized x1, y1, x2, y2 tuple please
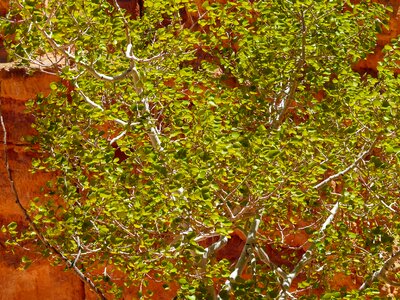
(202, 236, 229, 265)
(218, 216, 262, 299)
(313, 138, 378, 189)
(270, 10, 307, 129)
(109, 130, 127, 145)
(38, 27, 140, 82)
(255, 246, 287, 279)
(274, 136, 379, 300)
(278, 202, 339, 300)
(75, 84, 129, 127)
(126, 43, 167, 63)
(201, 236, 229, 300)
(36, 19, 166, 153)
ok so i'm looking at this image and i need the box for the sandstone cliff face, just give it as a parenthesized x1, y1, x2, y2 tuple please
(1, 1, 400, 299)
(0, 67, 97, 300)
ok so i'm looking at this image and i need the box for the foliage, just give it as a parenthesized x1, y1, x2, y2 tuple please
(2, 0, 400, 298)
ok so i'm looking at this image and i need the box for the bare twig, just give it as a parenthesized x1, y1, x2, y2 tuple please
(356, 169, 397, 213)
(109, 130, 127, 145)
(125, 43, 167, 63)
(202, 236, 229, 266)
(74, 83, 131, 128)
(111, 0, 167, 63)
(111, 0, 132, 46)
(270, 8, 307, 129)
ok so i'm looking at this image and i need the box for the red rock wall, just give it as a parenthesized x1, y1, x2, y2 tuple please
(0, 67, 98, 300)
(0, 1, 8, 62)
(0, 0, 143, 298)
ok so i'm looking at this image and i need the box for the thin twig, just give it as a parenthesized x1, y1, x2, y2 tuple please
(74, 83, 132, 127)
(271, 8, 307, 129)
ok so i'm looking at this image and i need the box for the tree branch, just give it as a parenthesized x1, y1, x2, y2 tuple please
(74, 83, 131, 128)
(36, 12, 165, 153)
(217, 215, 262, 299)
(255, 246, 287, 279)
(202, 236, 229, 266)
(38, 27, 140, 83)
(313, 138, 378, 189)
(126, 43, 167, 63)
(270, 8, 307, 129)
(277, 202, 339, 300)
(200, 236, 229, 300)
(110, 0, 167, 64)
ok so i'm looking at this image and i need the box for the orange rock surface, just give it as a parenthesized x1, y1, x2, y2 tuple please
(0, 67, 89, 299)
